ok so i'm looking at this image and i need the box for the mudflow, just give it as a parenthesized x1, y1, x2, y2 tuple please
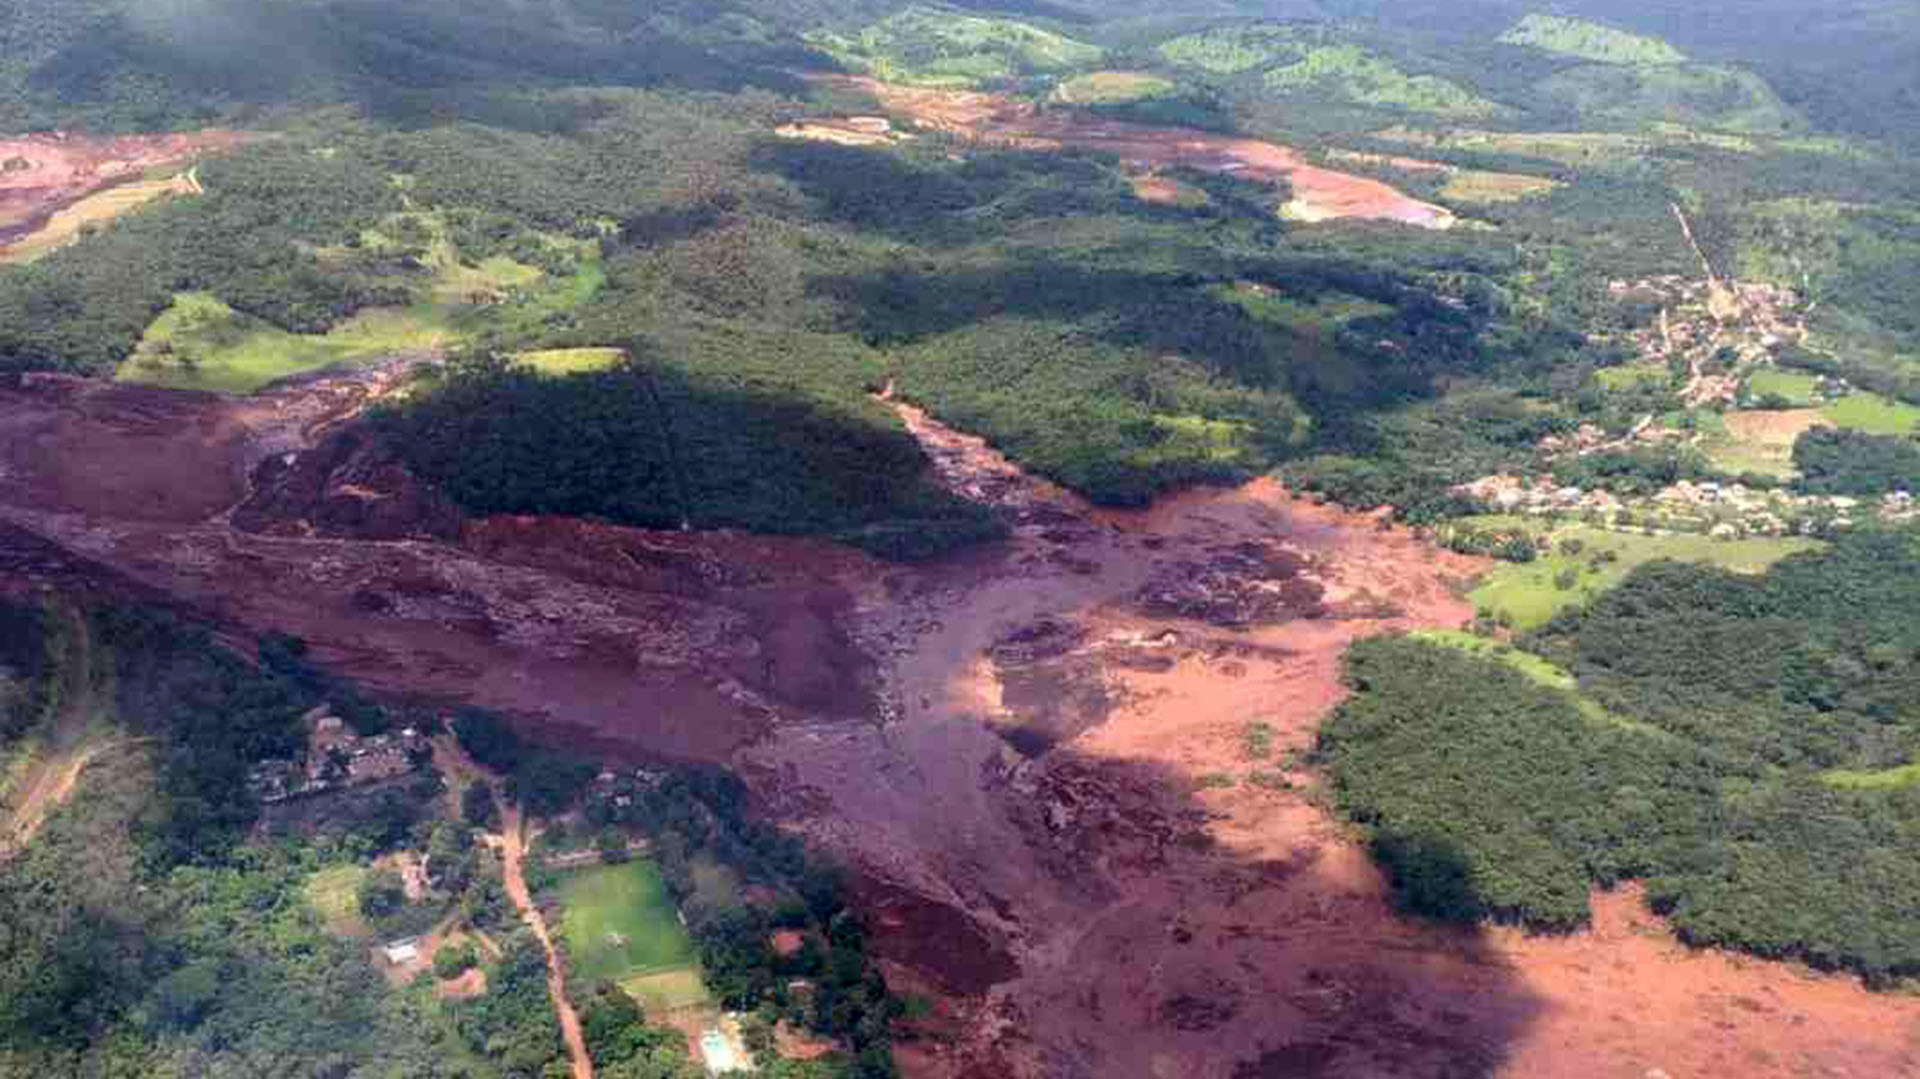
(0, 364, 1915, 1079)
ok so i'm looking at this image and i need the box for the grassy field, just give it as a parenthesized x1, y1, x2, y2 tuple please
(556, 860, 700, 984)
(1464, 521, 1821, 630)
(1054, 71, 1174, 104)
(118, 292, 453, 394)
(118, 220, 604, 393)
(1439, 169, 1560, 204)
(1745, 368, 1821, 405)
(517, 347, 626, 375)
(1823, 391, 1920, 435)
(306, 865, 373, 939)
(618, 968, 711, 1013)
(0, 171, 198, 265)
(1594, 362, 1672, 390)
(1498, 14, 1686, 65)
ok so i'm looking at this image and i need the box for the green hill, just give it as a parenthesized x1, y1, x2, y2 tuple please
(1538, 62, 1802, 133)
(806, 5, 1102, 87)
(1499, 13, 1686, 64)
(1263, 43, 1506, 119)
(1159, 24, 1502, 119)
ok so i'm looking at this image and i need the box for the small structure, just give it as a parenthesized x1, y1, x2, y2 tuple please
(383, 937, 422, 965)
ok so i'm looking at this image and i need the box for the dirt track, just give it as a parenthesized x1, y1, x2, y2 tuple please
(818, 76, 1456, 229)
(0, 367, 1916, 1077)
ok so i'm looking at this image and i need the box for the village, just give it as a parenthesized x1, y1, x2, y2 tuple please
(246, 706, 430, 804)
(1456, 472, 1918, 540)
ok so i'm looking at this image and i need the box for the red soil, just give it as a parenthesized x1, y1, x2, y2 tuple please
(0, 129, 253, 244)
(0, 367, 1915, 1077)
(818, 76, 1455, 229)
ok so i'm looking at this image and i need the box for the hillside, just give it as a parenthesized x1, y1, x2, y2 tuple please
(1498, 13, 1688, 64)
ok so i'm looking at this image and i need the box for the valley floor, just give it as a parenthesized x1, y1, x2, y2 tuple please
(0, 366, 1915, 1077)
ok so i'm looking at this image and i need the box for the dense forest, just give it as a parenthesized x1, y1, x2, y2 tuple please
(1319, 527, 1920, 982)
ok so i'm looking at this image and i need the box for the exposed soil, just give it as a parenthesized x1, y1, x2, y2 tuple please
(0, 130, 254, 248)
(816, 76, 1456, 229)
(496, 795, 594, 1079)
(0, 366, 1916, 1078)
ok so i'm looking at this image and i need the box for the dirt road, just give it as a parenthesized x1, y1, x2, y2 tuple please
(496, 796, 595, 1079)
(434, 737, 594, 1079)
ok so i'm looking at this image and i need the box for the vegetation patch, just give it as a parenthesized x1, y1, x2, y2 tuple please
(1823, 391, 1920, 435)
(1744, 368, 1821, 405)
(305, 864, 374, 940)
(516, 347, 626, 375)
(555, 859, 701, 984)
(1326, 530, 1920, 981)
(1462, 520, 1820, 630)
(0, 170, 200, 265)
(1157, 24, 1310, 74)
(1053, 71, 1175, 105)
(806, 7, 1102, 87)
(1498, 15, 1687, 65)
(618, 968, 711, 1013)
(1438, 168, 1560, 204)
(1262, 45, 1506, 119)
(1536, 63, 1802, 134)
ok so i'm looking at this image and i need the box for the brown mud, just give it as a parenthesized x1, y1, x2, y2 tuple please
(814, 76, 1456, 229)
(0, 368, 1916, 1077)
(0, 129, 253, 248)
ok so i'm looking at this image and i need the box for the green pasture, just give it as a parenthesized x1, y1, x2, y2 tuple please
(1823, 391, 1920, 435)
(1464, 521, 1821, 630)
(556, 860, 700, 984)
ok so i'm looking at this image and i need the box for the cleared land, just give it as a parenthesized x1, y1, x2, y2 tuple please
(620, 968, 711, 1013)
(518, 348, 627, 375)
(1823, 391, 1920, 435)
(1463, 520, 1821, 630)
(118, 224, 603, 393)
(817, 75, 1457, 228)
(1745, 368, 1821, 405)
(306, 864, 374, 939)
(555, 860, 700, 983)
(0, 169, 199, 264)
(0, 130, 251, 249)
(1053, 71, 1174, 105)
(1706, 408, 1828, 477)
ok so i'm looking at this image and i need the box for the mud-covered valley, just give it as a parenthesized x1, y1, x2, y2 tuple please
(1, 365, 1916, 1079)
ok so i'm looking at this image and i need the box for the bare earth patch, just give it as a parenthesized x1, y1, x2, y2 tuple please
(815, 75, 1456, 229)
(0, 130, 253, 257)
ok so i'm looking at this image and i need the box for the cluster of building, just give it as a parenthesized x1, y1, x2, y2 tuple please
(1457, 474, 1919, 538)
(248, 708, 429, 803)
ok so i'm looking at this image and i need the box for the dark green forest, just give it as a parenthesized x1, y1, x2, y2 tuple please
(1320, 527, 1920, 982)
